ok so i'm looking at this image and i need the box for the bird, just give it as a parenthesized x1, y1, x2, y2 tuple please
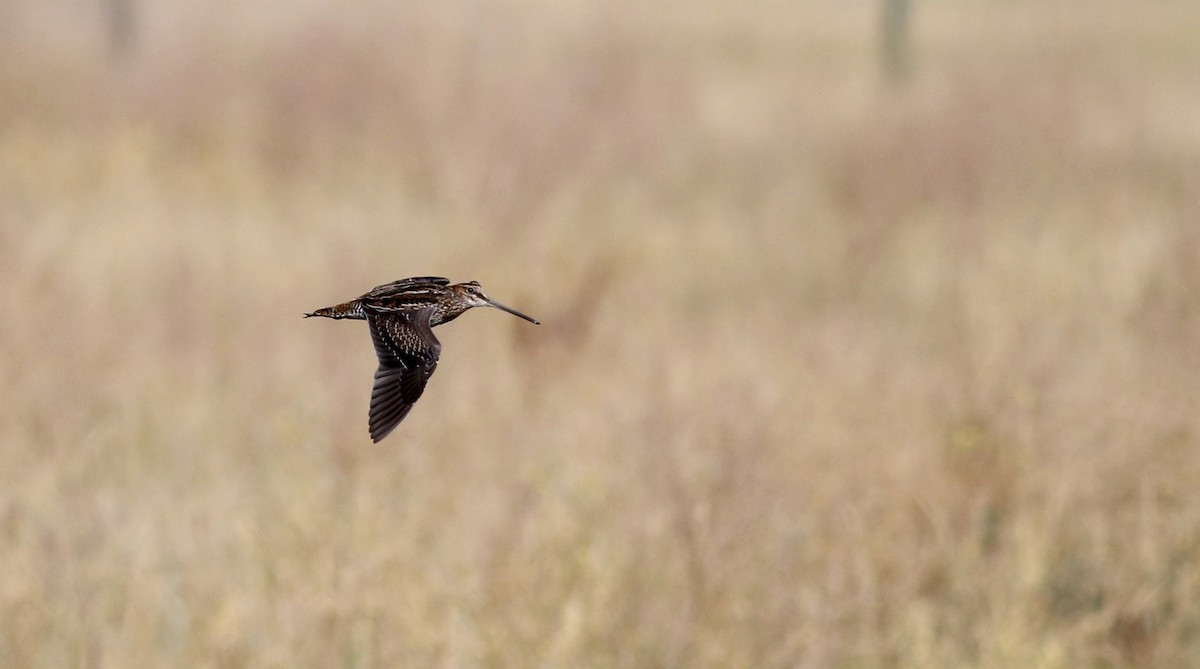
(305, 276, 540, 442)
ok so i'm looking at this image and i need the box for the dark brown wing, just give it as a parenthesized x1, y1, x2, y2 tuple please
(361, 277, 450, 313)
(306, 278, 448, 321)
(371, 276, 450, 291)
(365, 307, 441, 442)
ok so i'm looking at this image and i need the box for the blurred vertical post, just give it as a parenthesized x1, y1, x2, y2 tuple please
(106, 0, 138, 64)
(880, 0, 911, 84)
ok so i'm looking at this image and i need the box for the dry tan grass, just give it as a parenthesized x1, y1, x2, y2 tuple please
(2, 0, 1199, 666)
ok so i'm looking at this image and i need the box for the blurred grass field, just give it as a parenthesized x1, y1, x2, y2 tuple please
(2, 0, 1199, 666)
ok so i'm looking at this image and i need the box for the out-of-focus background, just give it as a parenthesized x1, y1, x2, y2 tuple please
(2, 0, 1198, 666)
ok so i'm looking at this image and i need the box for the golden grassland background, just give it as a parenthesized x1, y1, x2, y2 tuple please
(2, 0, 1199, 666)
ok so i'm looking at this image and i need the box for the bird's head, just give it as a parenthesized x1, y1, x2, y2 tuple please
(450, 281, 540, 324)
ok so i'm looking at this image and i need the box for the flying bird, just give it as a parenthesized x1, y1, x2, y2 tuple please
(305, 277, 540, 442)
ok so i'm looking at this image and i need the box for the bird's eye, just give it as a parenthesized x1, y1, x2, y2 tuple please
(466, 286, 477, 294)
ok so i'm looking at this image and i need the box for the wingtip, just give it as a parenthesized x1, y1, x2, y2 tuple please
(370, 427, 394, 443)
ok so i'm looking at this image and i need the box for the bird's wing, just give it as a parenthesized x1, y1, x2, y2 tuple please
(362, 277, 449, 315)
(365, 307, 442, 442)
(362, 278, 448, 298)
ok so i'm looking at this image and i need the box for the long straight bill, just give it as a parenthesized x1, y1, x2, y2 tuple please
(486, 299, 540, 325)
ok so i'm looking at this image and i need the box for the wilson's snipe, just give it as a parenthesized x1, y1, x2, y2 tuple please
(305, 277, 540, 442)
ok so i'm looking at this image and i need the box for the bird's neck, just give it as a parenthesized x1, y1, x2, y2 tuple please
(432, 305, 468, 326)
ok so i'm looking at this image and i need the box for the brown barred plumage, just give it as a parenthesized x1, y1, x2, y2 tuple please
(305, 277, 540, 442)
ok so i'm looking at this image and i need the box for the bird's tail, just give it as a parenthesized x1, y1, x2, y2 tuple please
(304, 300, 366, 320)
